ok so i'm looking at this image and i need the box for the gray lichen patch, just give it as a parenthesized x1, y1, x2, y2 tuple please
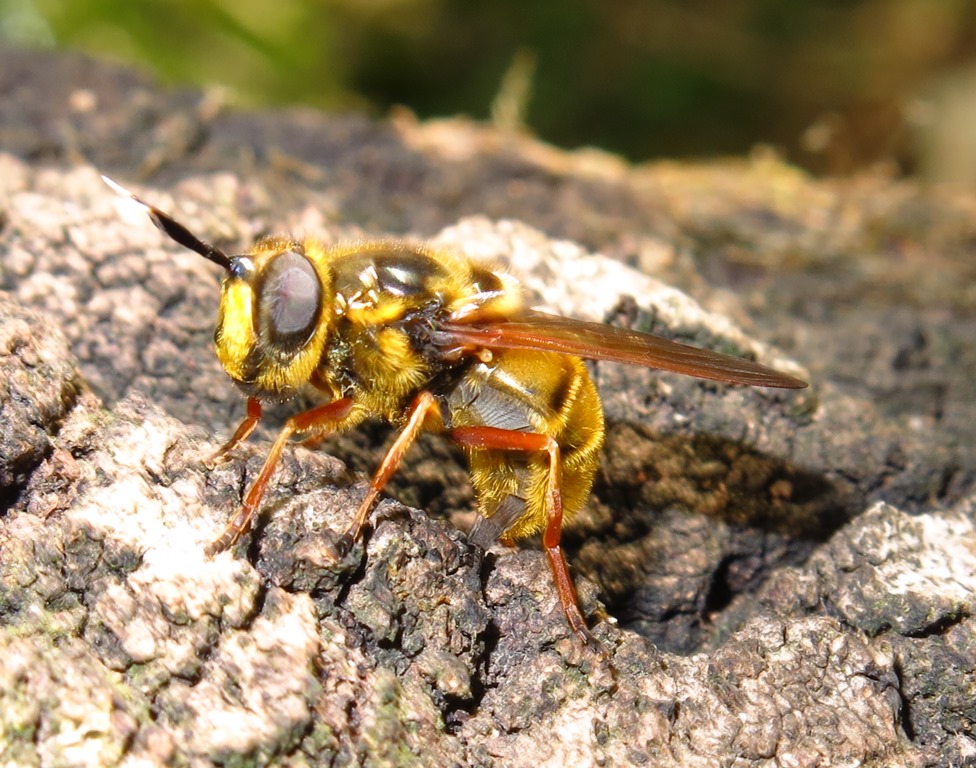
(0, 633, 148, 767)
(0, 392, 331, 763)
(158, 588, 320, 759)
(0, 296, 83, 490)
(816, 502, 976, 636)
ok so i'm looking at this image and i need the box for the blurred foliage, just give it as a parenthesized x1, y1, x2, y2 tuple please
(3, 0, 976, 177)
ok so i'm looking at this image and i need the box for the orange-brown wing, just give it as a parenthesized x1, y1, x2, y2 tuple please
(437, 309, 807, 389)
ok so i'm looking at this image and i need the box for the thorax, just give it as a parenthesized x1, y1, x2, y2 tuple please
(315, 242, 519, 423)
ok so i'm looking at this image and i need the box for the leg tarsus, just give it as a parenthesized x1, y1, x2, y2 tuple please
(544, 540, 607, 656)
(329, 532, 355, 560)
(205, 502, 256, 556)
(206, 397, 262, 467)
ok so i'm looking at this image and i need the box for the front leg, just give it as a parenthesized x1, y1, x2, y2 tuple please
(205, 396, 263, 466)
(206, 397, 355, 556)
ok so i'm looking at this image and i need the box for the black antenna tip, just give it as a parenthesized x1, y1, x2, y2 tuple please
(101, 175, 233, 271)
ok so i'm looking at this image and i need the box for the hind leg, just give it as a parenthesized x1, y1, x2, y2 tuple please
(451, 426, 599, 648)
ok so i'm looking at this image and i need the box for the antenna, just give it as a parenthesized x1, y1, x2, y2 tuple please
(102, 175, 232, 271)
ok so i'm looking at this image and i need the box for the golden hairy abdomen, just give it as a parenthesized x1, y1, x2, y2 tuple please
(445, 349, 605, 542)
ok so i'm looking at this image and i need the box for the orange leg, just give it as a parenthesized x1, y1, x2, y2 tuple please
(206, 397, 354, 556)
(332, 391, 441, 557)
(450, 426, 599, 648)
(206, 396, 262, 465)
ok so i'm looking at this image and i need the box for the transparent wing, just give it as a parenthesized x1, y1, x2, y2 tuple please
(436, 309, 807, 389)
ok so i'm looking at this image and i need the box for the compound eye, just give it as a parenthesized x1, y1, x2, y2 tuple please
(259, 251, 321, 350)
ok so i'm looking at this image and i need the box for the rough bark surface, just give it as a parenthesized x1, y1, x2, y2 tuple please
(1, 49, 974, 767)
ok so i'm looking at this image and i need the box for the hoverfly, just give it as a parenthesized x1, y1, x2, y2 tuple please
(104, 176, 806, 647)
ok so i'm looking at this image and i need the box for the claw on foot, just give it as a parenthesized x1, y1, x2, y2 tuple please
(576, 626, 610, 660)
(320, 529, 356, 562)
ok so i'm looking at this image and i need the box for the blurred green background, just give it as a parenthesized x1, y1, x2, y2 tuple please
(4, 0, 976, 180)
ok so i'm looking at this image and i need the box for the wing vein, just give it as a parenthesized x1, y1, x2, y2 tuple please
(436, 310, 806, 389)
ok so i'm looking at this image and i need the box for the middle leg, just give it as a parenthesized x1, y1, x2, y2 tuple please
(332, 391, 442, 557)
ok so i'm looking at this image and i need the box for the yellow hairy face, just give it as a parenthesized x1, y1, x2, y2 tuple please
(213, 241, 331, 398)
(214, 278, 255, 383)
